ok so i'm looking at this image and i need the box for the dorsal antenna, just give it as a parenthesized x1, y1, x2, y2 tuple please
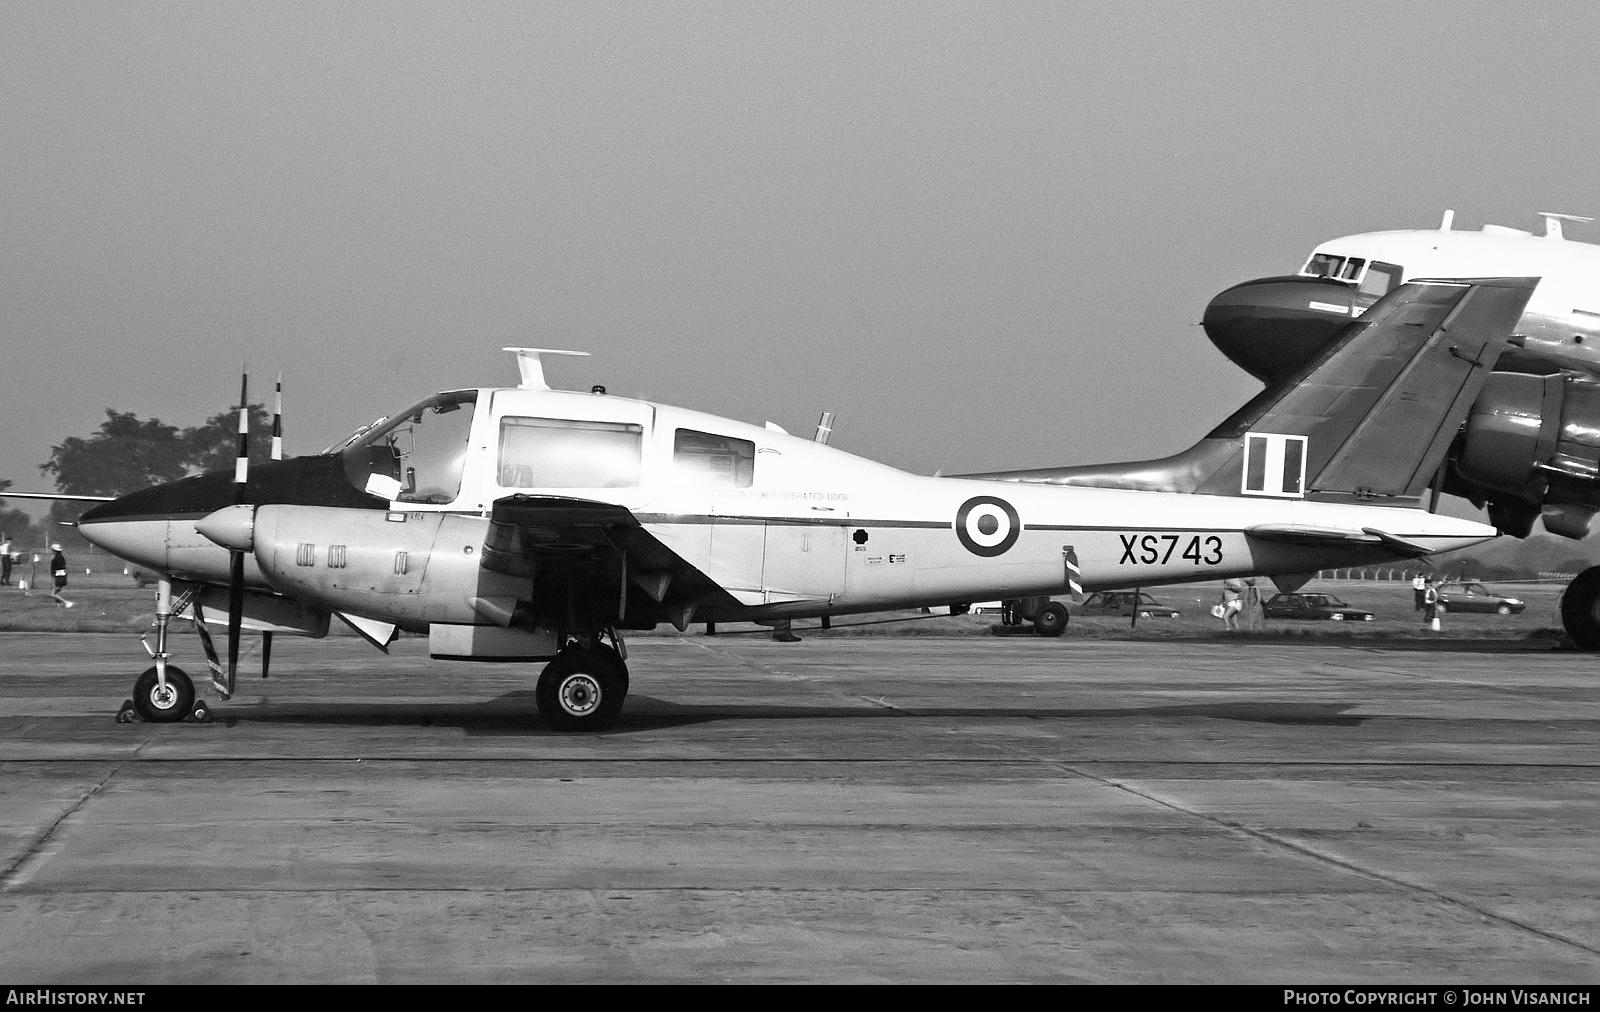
(1538, 212, 1594, 240)
(503, 348, 590, 390)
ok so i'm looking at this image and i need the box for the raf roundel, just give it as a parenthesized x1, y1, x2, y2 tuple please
(955, 496, 1021, 557)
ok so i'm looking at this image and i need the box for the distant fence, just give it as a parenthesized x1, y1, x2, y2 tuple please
(1316, 567, 1432, 582)
(1316, 567, 1579, 582)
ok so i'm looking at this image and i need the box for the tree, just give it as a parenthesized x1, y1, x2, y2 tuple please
(41, 410, 189, 497)
(0, 479, 39, 549)
(181, 404, 273, 476)
(40, 403, 271, 497)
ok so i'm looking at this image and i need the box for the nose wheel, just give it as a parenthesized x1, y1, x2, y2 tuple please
(535, 643, 629, 731)
(132, 665, 196, 723)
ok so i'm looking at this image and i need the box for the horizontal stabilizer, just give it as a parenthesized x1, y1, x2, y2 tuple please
(1359, 527, 1434, 558)
(1244, 524, 1434, 558)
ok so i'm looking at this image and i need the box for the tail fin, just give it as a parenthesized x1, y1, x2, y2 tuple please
(968, 278, 1537, 503)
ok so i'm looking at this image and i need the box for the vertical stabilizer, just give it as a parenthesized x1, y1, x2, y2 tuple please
(961, 278, 1537, 504)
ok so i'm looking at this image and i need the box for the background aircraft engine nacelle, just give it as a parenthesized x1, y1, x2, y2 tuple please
(1455, 372, 1600, 539)
(1201, 275, 1360, 383)
(251, 506, 529, 631)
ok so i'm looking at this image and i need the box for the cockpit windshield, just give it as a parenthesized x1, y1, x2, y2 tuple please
(343, 390, 478, 504)
(1302, 253, 1366, 281)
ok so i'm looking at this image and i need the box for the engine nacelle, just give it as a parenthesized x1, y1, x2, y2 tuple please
(1456, 372, 1600, 538)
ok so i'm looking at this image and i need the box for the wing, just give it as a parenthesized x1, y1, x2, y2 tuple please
(479, 494, 742, 631)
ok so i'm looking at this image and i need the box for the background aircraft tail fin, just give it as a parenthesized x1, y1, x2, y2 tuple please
(964, 278, 1537, 504)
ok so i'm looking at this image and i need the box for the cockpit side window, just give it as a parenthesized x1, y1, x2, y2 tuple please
(499, 417, 643, 488)
(1358, 261, 1404, 298)
(672, 428, 755, 487)
(344, 391, 477, 504)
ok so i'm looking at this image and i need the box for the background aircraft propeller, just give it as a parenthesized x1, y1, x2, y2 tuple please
(226, 371, 248, 691)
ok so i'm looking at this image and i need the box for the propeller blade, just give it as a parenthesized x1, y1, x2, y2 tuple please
(227, 549, 244, 691)
(226, 370, 249, 693)
(271, 373, 283, 462)
(234, 372, 250, 491)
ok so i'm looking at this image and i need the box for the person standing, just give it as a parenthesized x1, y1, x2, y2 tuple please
(1242, 578, 1264, 631)
(1422, 578, 1441, 632)
(49, 543, 73, 608)
(1412, 571, 1428, 612)
(1217, 579, 1244, 631)
(0, 534, 11, 587)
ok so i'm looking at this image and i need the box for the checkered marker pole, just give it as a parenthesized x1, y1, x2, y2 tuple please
(1062, 545, 1083, 602)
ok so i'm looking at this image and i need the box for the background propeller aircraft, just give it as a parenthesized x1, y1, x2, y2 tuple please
(64, 277, 1529, 731)
(1202, 212, 1600, 647)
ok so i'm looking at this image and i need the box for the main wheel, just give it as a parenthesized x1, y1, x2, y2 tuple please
(132, 665, 195, 723)
(1033, 601, 1069, 637)
(535, 645, 629, 731)
(1561, 567, 1600, 650)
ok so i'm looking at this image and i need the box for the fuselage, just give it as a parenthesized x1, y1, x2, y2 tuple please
(78, 382, 1496, 635)
(1298, 219, 1600, 375)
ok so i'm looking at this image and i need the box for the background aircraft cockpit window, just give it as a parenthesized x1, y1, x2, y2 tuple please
(1358, 260, 1404, 298)
(348, 391, 478, 503)
(1339, 257, 1366, 281)
(672, 428, 755, 487)
(1303, 253, 1345, 278)
(499, 417, 643, 488)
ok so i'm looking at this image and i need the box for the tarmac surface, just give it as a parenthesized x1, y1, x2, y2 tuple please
(1, 628, 1598, 983)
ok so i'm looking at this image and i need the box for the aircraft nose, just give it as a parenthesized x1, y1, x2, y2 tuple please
(1202, 275, 1358, 383)
(195, 504, 256, 552)
(80, 519, 153, 565)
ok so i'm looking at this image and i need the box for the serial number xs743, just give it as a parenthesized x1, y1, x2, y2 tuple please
(1117, 533, 1224, 566)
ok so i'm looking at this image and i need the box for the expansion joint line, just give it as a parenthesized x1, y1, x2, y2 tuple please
(0, 742, 144, 892)
(995, 739, 1600, 960)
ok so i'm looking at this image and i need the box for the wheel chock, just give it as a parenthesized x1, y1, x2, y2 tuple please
(189, 700, 213, 723)
(115, 700, 137, 724)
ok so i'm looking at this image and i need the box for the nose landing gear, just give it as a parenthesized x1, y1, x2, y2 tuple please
(120, 577, 205, 723)
(132, 665, 195, 723)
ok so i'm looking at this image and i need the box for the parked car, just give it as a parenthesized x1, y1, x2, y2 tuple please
(1262, 592, 1374, 621)
(1080, 591, 1181, 618)
(1436, 581, 1525, 615)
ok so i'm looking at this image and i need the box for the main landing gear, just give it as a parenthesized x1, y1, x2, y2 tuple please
(1560, 567, 1600, 651)
(535, 636, 630, 732)
(998, 597, 1070, 637)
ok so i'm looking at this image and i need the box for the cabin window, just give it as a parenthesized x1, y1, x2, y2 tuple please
(498, 417, 643, 488)
(672, 428, 755, 487)
(1359, 261, 1403, 297)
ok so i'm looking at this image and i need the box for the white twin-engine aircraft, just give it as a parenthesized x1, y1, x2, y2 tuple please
(76, 277, 1533, 731)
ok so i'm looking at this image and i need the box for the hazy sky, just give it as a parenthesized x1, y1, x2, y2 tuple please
(5, 1, 1599, 515)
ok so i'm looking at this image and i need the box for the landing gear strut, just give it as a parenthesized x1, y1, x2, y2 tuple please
(535, 638, 629, 731)
(130, 578, 200, 722)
